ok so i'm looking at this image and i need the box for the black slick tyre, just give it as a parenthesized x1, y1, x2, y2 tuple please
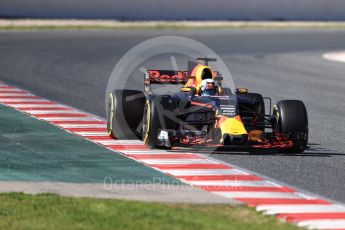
(107, 90, 145, 139)
(273, 100, 308, 153)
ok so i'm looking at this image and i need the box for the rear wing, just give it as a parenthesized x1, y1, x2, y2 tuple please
(145, 70, 188, 84)
(144, 69, 223, 94)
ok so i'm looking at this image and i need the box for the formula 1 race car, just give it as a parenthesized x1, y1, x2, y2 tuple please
(107, 57, 308, 153)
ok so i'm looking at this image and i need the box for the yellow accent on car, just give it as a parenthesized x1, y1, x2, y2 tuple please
(107, 93, 114, 135)
(218, 86, 223, 95)
(236, 88, 248, 94)
(194, 65, 212, 95)
(143, 101, 150, 144)
(180, 87, 191, 92)
(219, 117, 248, 137)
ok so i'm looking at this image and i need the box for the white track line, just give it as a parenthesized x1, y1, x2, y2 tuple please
(0, 99, 48, 102)
(140, 159, 220, 165)
(98, 141, 145, 146)
(74, 131, 109, 136)
(24, 110, 82, 114)
(0, 93, 33, 96)
(10, 104, 61, 108)
(163, 169, 246, 176)
(41, 117, 97, 121)
(188, 180, 279, 187)
(323, 51, 345, 63)
(0, 90, 28, 93)
(257, 205, 345, 215)
(120, 150, 172, 154)
(95, 140, 143, 144)
(58, 124, 106, 128)
(214, 191, 300, 199)
(297, 219, 345, 229)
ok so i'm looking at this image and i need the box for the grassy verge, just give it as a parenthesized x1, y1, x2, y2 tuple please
(0, 193, 300, 230)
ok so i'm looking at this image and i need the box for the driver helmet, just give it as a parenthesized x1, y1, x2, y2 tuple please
(200, 79, 218, 96)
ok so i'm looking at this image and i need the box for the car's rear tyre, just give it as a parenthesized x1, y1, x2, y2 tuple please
(107, 90, 145, 140)
(273, 100, 308, 153)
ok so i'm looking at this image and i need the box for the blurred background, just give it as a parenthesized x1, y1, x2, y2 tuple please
(1, 0, 345, 21)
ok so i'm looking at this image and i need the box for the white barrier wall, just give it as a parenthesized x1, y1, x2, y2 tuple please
(1, 0, 345, 20)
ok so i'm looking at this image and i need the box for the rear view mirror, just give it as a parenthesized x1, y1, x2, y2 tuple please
(180, 87, 191, 92)
(235, 88, 248, 94)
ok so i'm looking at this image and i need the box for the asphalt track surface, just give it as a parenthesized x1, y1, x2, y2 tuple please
(1, 29, 345, 203)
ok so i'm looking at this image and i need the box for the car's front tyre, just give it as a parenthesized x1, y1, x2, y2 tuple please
(273, 100, 308, 153)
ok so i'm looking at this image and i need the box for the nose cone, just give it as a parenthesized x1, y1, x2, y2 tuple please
(218, 116, 248, 144)
(218, 116, 248, 143)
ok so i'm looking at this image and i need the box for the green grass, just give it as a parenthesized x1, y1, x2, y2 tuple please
(0, 193, 300, 230)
